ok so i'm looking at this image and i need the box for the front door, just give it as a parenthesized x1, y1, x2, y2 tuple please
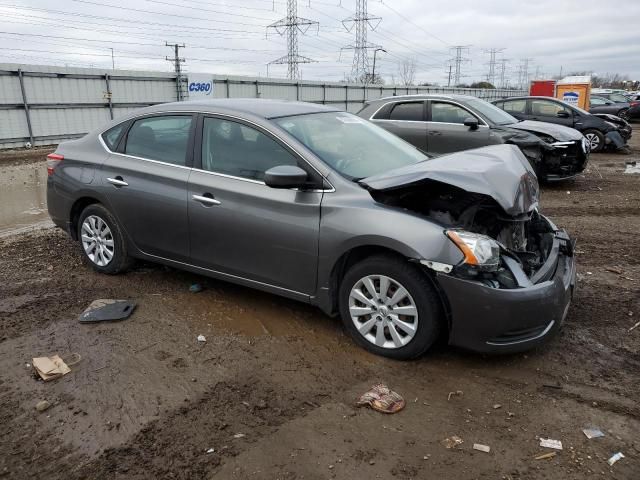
(100, 114, 194, 261)
(188, 115, 323, 295)
(426, 101, 490, 154)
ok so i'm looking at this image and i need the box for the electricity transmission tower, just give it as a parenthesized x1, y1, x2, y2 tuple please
(483, 48, 504, 85)
(517, 58, 534, 89)
(341, 0, 382, 82)
(165, 42, 186, 101)
(267, 0, 318, 80)
(498, 58, 510, 88)
(449, 45, 471, 86)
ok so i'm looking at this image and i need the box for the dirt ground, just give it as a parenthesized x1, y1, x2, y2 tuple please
(1, 137, 639, 480)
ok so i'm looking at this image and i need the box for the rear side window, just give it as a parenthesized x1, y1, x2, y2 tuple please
(125, 115, 193, 166)
(530, 100, 569, 117)
(101, 123, 126, 151)
(502, 99, 527, 114)
(389, 102, 424, 121)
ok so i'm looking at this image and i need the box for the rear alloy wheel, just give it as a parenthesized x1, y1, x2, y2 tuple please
(583, 129, 604, 153)
(339, 255, 443, 359)
(618, 109, 630, 121)
(78, 204, 132, 274)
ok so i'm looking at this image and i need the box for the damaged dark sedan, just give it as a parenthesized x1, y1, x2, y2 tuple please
(357, 94, 589, 181)
(47, 99, 576, 359)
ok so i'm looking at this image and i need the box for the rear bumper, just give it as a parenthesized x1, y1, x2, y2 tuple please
(438, 230, 576, 354)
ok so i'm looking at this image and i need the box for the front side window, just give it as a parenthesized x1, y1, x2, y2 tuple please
(274, 112, 427, 180)
(125, 115, 192, 166)
(590, 97, 607, 106)
(430, 102, 476, 124)
(201, 117, 299, 181)
(502, 99, 527, 114)
(389, 102, 424, 121)
(530, 100, 569, 117)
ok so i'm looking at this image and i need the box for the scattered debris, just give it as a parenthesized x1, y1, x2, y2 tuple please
(473, 443, 490, 453)
(542, 383, 563, 390)
(79, 299, 136, 323)
(583, 428, 605, 439)
(206, 448, 215, 454)
(539, 438, 563, 450)
(624, 161, 640, 174)
(492, 404, 502, 409)
(586, 271, 593, 275)
(535, 452, 557, 460)
(356, 383, 405, 414)
(607, 452, 625, 466)
(35, 400, 51, 412)
(233, 433, 246, 439)
(32, 354, 80, 382)
(197, 335, 206, 342)
(605, 266, 624, 275)
(447, 390, 463, 401)
(441, 435, 463, 449)
(189, 283, 203, 293)
(629, 321, 640, 333)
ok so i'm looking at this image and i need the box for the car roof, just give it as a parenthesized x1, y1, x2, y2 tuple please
(368, 93, 481, 103)
(136, 98, 340, 119)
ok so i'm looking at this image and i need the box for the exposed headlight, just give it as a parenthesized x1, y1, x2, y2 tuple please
(446, 230, 500, 271)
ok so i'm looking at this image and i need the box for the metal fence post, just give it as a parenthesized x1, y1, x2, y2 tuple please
(296, 82, 300, 101)
(225, 79, 230, 98)
(255, 80, 260, 98)
(17, 69, 34, 146)
(345, 85, 348, 111)
(104, 73, 114, 120)
(322, 84, 326, 104)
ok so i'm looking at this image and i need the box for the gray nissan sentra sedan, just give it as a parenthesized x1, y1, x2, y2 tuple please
(47, 99, 576, 359)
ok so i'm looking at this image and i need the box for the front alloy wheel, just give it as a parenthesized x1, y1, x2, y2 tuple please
(348, 275, 418, 349)
(584, 131, 603, 152)
(339, 255, 443, 359)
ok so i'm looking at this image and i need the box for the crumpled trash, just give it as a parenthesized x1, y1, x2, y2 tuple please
(539, 438, 563, 450)
(583, 428, 605, 439)
(356, 383, 405, 414)
(189, 283, 203, 293)
(79, 299, 136, 323)
(441, 435, 464, 449)
(32, 354, 80, 382)
(608, 452, 624, 466)
(197, 335, 206, 342)
(473, 443, 490, 453)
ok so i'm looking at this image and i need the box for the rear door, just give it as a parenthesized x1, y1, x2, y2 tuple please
(100, 114, 194, 262)
(528, 99, 574, 127)
(187, 115, 323, 296)
(497, 98, 528, 121)
(426, 100, 490, 154)
(369, 101, 428, 151)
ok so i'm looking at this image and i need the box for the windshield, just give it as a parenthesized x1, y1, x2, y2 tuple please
(274, 112, 428, 179)
(465, 97, 518, 125)
(608, 93, 630, 103)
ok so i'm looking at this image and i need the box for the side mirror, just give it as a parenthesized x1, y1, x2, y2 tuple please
(264, 165, 308, 189)
(463, 117, 479, 130)
(556, 111, 570, 118)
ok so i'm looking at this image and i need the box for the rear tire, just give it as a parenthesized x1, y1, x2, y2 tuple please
(338, 254, 443, 360)
(77, 204, 132, 274)
(583, 129, 604, 153)
(617, 109, 630, 121)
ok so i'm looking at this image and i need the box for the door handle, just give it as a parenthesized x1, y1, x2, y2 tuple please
(428, 131, 442, 136)
(192, 194, 221, 206)
(107, 176, 128, 187)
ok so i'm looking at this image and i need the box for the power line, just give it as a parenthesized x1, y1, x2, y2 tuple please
(267, 0, 318, 79)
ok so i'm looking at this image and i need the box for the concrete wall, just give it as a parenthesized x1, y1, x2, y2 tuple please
(0, 63, 527, 149)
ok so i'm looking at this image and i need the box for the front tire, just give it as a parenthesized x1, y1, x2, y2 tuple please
(583, 129, 604, 153)
(339, 254, 443, 360)
(77, 204, 132, 274)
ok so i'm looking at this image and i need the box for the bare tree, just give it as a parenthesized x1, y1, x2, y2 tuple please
(397, 58, 416, 86)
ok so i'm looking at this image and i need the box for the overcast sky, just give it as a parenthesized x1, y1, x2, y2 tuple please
(0, 0, 638, 86)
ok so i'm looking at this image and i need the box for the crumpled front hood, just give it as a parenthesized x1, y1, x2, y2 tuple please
(361, 145, 539, 216)
(504, 120, 583, 141)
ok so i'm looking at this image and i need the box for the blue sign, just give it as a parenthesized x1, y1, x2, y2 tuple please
(188, 81, 212, 95)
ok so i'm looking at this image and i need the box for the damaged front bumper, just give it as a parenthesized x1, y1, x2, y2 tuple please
(434, 228, 576, 354)
(605, 130, 628, 150)
(544, 139, 589, 181)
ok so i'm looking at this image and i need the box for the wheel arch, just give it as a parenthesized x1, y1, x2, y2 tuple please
(69, 196, 101, 240)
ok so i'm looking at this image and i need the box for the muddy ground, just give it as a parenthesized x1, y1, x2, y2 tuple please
(1, 138, 639, 480)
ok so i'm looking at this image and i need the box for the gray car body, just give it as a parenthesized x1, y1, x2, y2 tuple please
(356, 94, 588, 180)
(47, 99, 575, 353)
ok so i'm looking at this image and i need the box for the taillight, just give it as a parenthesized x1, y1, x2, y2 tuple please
(631, 101, 639, 107)
(46, 153, 64, 176)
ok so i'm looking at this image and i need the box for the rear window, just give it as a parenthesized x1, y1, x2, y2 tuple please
(101, 123, 126, 151)
(502, 99, 527, 114)
(124, 115, 193, 166)
(389, 102, 424, 121)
